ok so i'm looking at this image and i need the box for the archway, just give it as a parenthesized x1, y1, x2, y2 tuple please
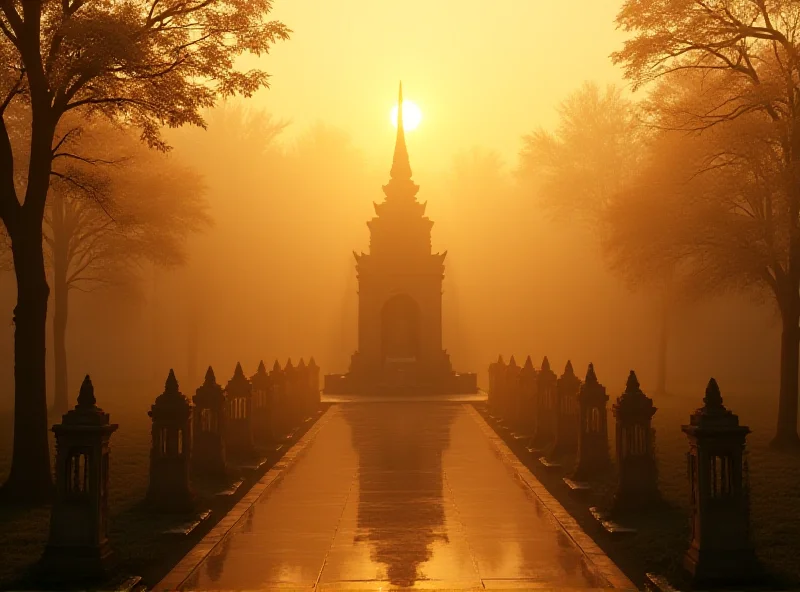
(381, 294, 420, 362)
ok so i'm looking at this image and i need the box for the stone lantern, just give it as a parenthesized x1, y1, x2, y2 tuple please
(517, 356, 537, 436)
(308, 357, 321, 414)
(225, 362, 255, 458)
(270, 359, 285, 438)
(572, 363, 610, 481)
(39, 376, 118, 582)
(531, 356, 557, 450)
(147, 369, 193, 513)
(191, 366, 227, 479)
(549, 360, 581, 458)
(682, 378, 759, 586)
(489, 355, 505, 417)
(612, 370, 658, 513)
(297, 358, 308, 420)
(250, 361, 272, 446)
(504, 355, 520, 426)
(284, 358, 296, 428)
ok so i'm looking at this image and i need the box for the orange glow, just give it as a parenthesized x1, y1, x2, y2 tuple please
(391, 100, 422, 131)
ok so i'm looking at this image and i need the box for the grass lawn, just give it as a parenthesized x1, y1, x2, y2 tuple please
(478, 388, 800, 589)
(0, 396, 324, 589)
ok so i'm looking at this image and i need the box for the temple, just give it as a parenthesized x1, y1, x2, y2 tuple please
(325, 83, 477, 395)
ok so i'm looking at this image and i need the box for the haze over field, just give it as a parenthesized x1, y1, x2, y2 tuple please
(0, 0, 782, 413)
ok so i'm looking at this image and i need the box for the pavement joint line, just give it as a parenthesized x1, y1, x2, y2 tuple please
(465, 405, 637, 591)
(152, 407, 336, 591)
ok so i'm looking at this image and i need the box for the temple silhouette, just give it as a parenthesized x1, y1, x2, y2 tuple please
(325, 83, 477, 395)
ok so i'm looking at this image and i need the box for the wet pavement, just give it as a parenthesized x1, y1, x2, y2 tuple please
(160, 402, 633, 590)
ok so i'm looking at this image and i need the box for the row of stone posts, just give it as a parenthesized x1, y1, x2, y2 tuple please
(487, 356, 759, 587)
(39, 357, 322, 584)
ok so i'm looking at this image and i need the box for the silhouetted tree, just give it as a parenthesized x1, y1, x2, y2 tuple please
(518, 82, 677, 396)
(45, 121, 209, 415)
(0, 0, 289, 501)
(614, 0, 800, 449)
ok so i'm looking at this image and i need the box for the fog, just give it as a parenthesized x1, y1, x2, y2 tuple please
(0, 0, 782, 411)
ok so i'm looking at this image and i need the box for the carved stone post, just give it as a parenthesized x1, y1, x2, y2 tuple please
(489, 355, 505, 417)
(572, 363, 610, 480)
(250, 361, 272, 446)
(531, 356, 557, 450)
(682, 379, 759, 586)
(40, 376, 118, 582)
(191, 366, 227, 478)
(297, 358, 308, 420)
(270, 359, 285, 439)
(147, 370, 194, 513)
(517, 356, 538, 436)
(549, 360, 581, 459)
(612, 370, 658, 513)
(283, 358, 295, 428)
(225, 362, 255, 458)
(308, 357, 321, 414)
(504, 355, 520, 425)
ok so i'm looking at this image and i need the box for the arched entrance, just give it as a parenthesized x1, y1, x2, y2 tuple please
(381, 294, 420, 363)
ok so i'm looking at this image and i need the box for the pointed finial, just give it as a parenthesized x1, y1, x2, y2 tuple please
(390, 81, 412, 181)
(541, 356, 550, 371)
(204, 366, 216, 384)
(625, 370, 640, 394)
(509, 355, 517, 367)
(258, 360, 266, 373)
(585, 363, 598, 384)
(165, 369, 179, 393)
(523, 355, 534, 370)
(77, 374, 96, 407)
(703, 378, 724, 409)
(309, 357, 318, 368)
(233, 362, 245, 378)
(497, 354, 505, 365)
(564, 360, 574, 376)
(272, 359, 281, 373)
(285, 358, 294, 370)
(298, 358, 306, 369)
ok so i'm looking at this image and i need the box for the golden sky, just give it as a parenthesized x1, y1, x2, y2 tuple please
(247, 0, 627, 172)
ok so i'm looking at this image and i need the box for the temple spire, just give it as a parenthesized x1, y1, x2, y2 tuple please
(390, 81, 412, 181)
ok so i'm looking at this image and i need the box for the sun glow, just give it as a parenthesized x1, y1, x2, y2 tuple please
(391, 100, 422, 131)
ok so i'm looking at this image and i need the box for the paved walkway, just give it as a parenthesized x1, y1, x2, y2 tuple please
(157, 402, 634, 590)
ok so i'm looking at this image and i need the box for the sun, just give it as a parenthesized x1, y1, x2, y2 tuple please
(391, 100, 422, 131)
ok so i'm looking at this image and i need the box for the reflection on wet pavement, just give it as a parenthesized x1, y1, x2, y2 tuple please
(177, 403, 624, 590)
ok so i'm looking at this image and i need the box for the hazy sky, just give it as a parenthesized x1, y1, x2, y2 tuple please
(246, 0, 627, 171)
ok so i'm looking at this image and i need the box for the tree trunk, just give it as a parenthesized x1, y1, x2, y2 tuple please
(772, 300, 800, 449)
(1, 220, 53, 502)
(51, 259, 68, 415)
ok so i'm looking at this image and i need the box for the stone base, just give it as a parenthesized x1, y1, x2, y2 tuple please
(323, 371, 478, 395)
(146, 488, 195, 514)
(589, 506, 637, 535)
(538, 456, 562, 469)
(37, 541, 115, 584)
(562, 477, 591, 495)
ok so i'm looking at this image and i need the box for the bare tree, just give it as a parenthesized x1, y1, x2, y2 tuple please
(0, 0, 289, 501)
(44, 121, 208, 415)
(614, 0, 800, 448)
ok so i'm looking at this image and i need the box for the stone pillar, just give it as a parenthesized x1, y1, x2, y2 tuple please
(517, 356, 537, 436)
(40, 376, 118, 582)
(225, 362, 255, 458)
(612, 370, 658, 513)
(549, 360, 581, 459)
(531, 356, 557, 450)
(504, 355, 520, 425)
(270, 359, 285, 438)
(487, 357, 499, 413)
(191, 366, 227, 478)
(572, 363, 610, 481)
(147, 369, 194, 513)
(250, 360, 272, 446)
(682, 378, 759, 586)
(297, 358, 308, 420)
(308, 357, 321, 414)
(283, 358, 296, 428)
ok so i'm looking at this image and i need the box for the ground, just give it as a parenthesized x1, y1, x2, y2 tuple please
(0, 395, 321, 589)
(480, 388, 800, 589)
